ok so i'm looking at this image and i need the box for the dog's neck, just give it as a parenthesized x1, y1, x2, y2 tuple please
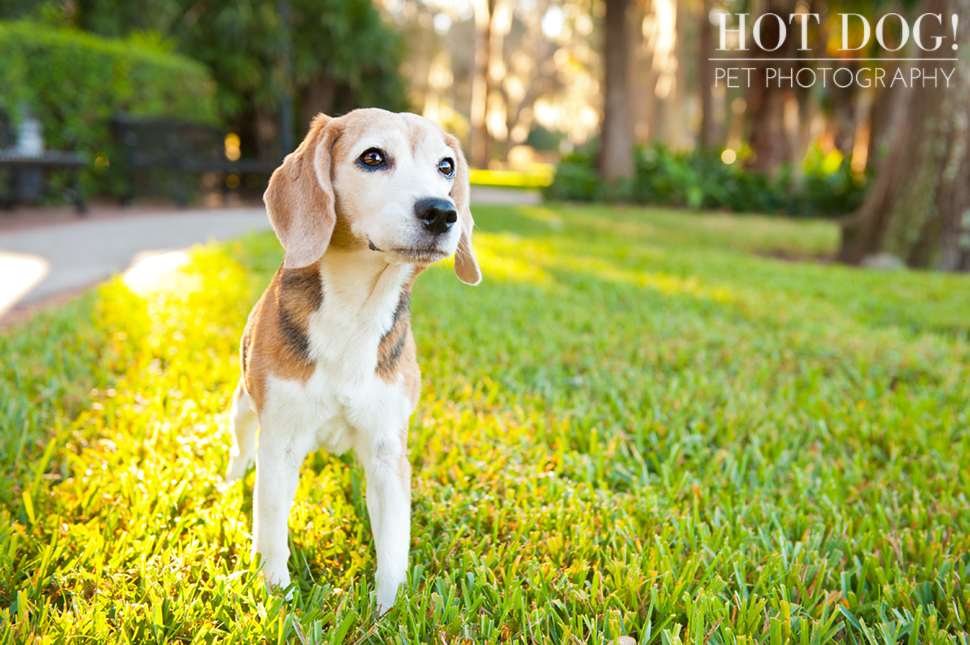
(318, 249, 412, 301)
(314, 249, 414, 333)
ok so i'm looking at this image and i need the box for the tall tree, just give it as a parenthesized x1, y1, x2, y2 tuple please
(599, 0, 633, 181)
(839, 0, 970, 271)
(494, 1, 562, 158)
(743, 0, 798, 174)
(470, 0, 496, 168)
(634, 0, 683, 146)
(697, 0, 719, 148)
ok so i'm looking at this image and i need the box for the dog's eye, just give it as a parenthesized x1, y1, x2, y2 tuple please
(360, 148, 386, 168)
(437, 158, 455, 178)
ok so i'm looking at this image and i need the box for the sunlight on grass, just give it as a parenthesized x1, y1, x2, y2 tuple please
(517, 205, 565, 230)
(560, 256, 735, 303)
(122, 250, 192, 296)
(1, 204, 969, 643)
(469, 166, 553, 189)
(472, 235, 552, 285)
(472, 229, 734, 303)
(0, 252, 49, 316)
(565, 205, 841, 259)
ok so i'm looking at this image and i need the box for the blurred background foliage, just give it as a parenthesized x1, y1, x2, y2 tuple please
(545, 142, 869, 218)
(0, 0, 967, 269)
(0, 0, 408, 162)
(0, 21, 217, 198)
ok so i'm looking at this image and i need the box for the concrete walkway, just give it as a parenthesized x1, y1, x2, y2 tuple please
(0, 209, 270, 320)
(0, 187, 540, 323)
(469, 185, 541, 205)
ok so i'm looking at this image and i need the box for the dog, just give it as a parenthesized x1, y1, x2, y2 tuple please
(223, 108, 481, 612)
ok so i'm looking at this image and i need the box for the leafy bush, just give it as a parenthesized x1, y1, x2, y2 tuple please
(5, 0, 409, 156)
(0, 21, 217, 199)
(544, 143, 869, 218)
(542, 146, 607, 202)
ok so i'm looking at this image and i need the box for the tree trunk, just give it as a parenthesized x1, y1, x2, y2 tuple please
(252, 106, 280, 162)
(486, 0, 511, 157)
(302, 73, 336, 125)
(838, 0, 970, 271)
(599, 0, 634, 181)
(865, 68, 912, 176)
(744, 0, 797, 175)
(470, 0, 493, 169)
(698, 0, 718, 149)
(827, 61, 861, 156)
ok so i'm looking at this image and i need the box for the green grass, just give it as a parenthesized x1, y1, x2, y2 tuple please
(1, 204, 969, 644)
(469, 167, 554, 189)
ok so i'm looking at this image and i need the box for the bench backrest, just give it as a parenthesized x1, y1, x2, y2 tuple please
(111, 113, 224, 166)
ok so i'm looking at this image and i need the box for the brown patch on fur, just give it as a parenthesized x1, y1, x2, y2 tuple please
(327, 214, 367, 251)
(240, 322, 252, 375)
(376, 282, 411, 379)
(402, 337, 421, 407)
(325, 115, 383, 251)
(375, 269, 425, 397)
(328, 115, 373, 165)
(241, 262, 323, 410)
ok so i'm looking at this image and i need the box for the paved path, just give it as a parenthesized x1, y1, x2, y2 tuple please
(469, 186, 541, 205)
(0, 187, 540, 322)
(0, 209, 270, 320)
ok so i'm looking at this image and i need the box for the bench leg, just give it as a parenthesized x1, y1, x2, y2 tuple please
(72, 170, 87, 216)
(122, 163, 135, 206)
(1, 170, 14, 211)
(174, 165, 187, 208)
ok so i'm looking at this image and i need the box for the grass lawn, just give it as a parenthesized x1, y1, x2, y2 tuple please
(1, 204, 968, 644)
(469, 167, 554, 189)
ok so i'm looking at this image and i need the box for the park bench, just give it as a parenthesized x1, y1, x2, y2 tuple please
(112, 113, 278, 206)
(0, 110, 88, 214)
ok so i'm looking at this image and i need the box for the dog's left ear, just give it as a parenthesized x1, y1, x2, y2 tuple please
(265, 114, 341, 269)
(444, 134, 482, 286)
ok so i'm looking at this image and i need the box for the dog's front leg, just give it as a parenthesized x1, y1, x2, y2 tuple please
(360, 428, 412, 613)
(252, 439, 304, 591)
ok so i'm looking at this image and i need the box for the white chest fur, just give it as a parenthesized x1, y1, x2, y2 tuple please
(261, 252, 416, 458)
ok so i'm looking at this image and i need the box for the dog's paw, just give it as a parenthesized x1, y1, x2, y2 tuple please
(264, 577, 295, 601)
(260, 560, 292, 592)
(375, 578, 404, 615)
(376, 595, 398, 616)
(279, 582, 295, 601)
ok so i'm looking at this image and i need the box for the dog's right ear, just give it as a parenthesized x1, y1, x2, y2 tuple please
(264, 114, 341, 269)
(443, 134, 482, 286)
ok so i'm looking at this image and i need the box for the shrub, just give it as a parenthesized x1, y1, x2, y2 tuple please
(541, 147, 608, 202)
(6, 0, 410, 154)
(0, 21, 217, 199)
(543, 142, 869, 218)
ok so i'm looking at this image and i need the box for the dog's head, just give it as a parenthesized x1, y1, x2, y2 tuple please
(264, 108, 481, 285)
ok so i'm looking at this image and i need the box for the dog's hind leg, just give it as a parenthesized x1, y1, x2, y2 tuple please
(225, 381, 259, 482)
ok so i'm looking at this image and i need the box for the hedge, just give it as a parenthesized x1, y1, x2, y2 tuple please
(543, 143, 869, 219)
(0, 21, 218, 200)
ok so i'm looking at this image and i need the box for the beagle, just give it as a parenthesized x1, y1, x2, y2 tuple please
(224, 108, 481, 612)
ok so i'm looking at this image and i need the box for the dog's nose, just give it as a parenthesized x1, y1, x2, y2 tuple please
(414, 197, 457, 236)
